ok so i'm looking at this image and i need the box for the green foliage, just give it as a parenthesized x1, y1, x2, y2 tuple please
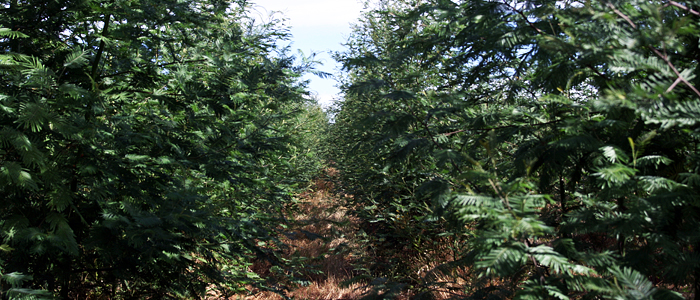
(0, 0, 328, 298)
(333, 0, 700, 299)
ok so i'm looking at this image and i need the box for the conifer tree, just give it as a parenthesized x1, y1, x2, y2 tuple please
(334, 0, 700, 298)
(0, 0, 325, 298)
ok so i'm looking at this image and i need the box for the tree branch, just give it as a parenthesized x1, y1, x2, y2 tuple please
(585, 64, 611, 81)
(666, 1, 700, 16)
(506, 1, 611, 81)
(90, 13, 111, 82)
(607, 2, 700, 97)
(650, 47, 700, 97)
(502, 1, 545, 34)
(606, 3, 636, 29)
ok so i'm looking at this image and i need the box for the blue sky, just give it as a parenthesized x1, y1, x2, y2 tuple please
(249, 0, 365, 107)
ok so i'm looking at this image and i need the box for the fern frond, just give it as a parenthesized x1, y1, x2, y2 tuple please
(0, 94, 17, 115)
(476, 242, 528, 275)
(610, 266, 655, 300)
(45, 212, 79, 255)
(637, 176, 683, 193)
(679, 173, 700, 188)
(452, 194, 494, 206)
(0, 161, 38, 191)
(17, 56, 55, 87)
(0, 28, 29, 39)
(5, 287, 53, 300)
(1, 272, 32, 288)
(0, 54, 13, 66)
(16, 102, 48, 132)
(528, 245, 594, 275)
(610, 49, 672, 77)
(601, 146, 630, 164)
(607, 266, 684, 300)
(594, 163, 636, 188)
(63, 49, 89, 69)
(635, 155, 672, 168)
(643, 100, 700, 129)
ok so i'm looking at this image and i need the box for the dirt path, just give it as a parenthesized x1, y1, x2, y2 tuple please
(245, 168, 366, 300)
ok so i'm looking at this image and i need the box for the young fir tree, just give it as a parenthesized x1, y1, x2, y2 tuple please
(333, 0, 699, 299)
(0, 0, 326, 298)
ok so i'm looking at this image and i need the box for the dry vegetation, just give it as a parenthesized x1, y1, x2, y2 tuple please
(225, 168, 473, 300)
(241, 168, 368, 300)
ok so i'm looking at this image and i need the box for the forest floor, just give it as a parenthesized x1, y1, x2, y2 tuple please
(233, 168, 453, 300)
(242, 168, 372, 300)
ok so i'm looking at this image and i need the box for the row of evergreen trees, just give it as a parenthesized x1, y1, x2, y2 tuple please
(1, 0, 329, 298)
(331, 0, 700, 299)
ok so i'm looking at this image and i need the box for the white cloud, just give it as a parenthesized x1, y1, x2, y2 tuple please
(310, 92, 341, 108)
(250, 0, 365, 109)
(250, 0, 364, 28)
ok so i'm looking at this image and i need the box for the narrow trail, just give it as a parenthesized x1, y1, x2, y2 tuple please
(245, 168, 367, 300)
(234, 168, 462, 300)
